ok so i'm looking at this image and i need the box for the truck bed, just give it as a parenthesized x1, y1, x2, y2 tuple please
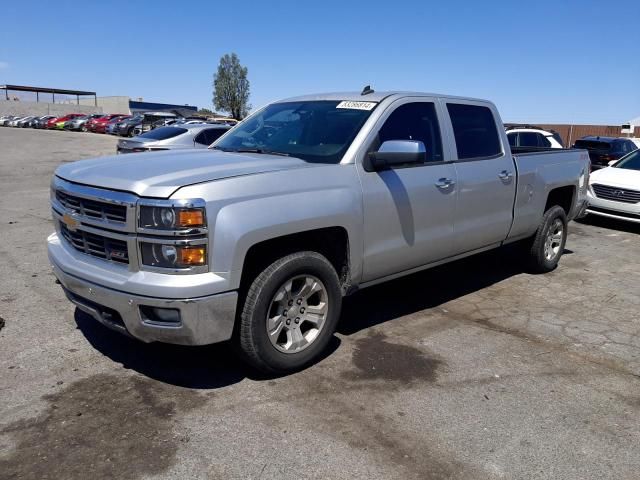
(507, 147, 589, 241)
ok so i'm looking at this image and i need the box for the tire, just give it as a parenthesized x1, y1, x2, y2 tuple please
(238, 251, 342, 374)
(524, 205, 568, 273)
(81, 125, 87, 132)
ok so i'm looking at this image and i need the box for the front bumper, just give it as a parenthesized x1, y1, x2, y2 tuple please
(49, 234, 238, 346)
(586, 190, 640, 224)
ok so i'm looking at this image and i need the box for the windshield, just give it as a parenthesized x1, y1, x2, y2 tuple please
(213, 100, 376, 163)
(613, 150, 640, 170)
(137, 126, 187, 140)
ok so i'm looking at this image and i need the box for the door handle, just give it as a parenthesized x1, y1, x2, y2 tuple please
(498, 170, 513, 181)
(435, 178, 455, 189)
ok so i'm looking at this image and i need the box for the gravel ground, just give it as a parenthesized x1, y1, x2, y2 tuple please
(0, 127, 639, 480)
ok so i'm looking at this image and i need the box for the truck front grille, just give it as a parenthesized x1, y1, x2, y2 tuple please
(592, 184, 640, 204)
(60, 222, 129, 264)
(56, 189, 127, 222)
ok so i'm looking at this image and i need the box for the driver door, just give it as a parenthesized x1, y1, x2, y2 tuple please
(358, 99, 457, 282)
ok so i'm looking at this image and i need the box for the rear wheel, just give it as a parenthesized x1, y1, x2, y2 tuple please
(523, 205, 567, 273)
(237, 251, 342, 374)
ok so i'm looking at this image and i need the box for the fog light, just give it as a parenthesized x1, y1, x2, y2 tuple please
(140, 306, 181, 325)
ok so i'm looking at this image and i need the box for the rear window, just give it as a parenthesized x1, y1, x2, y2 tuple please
(138, 126, 188, 140)
(195, 128, 228, 146)
(447, 104, 501, 159)
(573, 140, 611, 151)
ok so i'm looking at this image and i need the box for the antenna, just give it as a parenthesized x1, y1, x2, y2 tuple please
(361, 85, 374, 96)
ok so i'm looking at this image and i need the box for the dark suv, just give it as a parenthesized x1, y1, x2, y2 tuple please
(573, 136, 638, 169)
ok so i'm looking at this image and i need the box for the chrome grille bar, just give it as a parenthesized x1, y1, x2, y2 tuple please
(60, 222, 129, 264)
(592, 184, 640, 204)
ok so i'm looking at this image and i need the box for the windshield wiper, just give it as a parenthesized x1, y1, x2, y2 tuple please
(219, 146, 291, 157)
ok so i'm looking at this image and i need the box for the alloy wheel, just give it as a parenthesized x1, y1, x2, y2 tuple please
(265, 275, 329, 354)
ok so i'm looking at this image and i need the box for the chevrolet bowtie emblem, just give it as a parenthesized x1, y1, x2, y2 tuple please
(62, 213, 80, 232)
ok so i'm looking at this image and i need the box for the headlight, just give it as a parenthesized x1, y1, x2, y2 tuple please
(139, 201, 206, 231)
(140, 243, 207, 269)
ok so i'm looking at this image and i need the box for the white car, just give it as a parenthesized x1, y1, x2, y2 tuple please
(506, 126, 564, 149)
(8, 116, 28, 127)
(586, 149, 640, 223)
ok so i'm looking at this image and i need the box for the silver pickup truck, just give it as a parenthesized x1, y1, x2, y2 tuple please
(48, 91, 590, 373)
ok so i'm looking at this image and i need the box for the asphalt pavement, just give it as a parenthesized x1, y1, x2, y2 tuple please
(1, 127, 639, 480)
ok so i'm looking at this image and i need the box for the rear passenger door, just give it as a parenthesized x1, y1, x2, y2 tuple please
(358, 99, 457, 282)
(444, 101, 516, 254)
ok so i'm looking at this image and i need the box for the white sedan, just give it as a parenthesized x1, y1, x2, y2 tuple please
(586, 149, 640, 223)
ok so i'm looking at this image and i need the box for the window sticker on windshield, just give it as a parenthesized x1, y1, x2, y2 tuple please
(336, 101, 377, 111)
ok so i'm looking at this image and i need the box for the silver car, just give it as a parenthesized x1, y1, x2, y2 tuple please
(116, 123, 230, 154)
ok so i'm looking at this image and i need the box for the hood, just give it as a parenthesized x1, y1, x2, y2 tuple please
(590, 166, 640, 189)
(55, 149, 319, 198)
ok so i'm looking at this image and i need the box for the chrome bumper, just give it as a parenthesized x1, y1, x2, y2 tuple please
(51, 261, 238, 346)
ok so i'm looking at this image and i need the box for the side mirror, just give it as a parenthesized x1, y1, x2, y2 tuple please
(608, 160, 618, 167)
(367, 140, 427, 171)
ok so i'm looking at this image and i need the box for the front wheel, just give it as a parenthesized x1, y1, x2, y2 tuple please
(237, 251, 342, 374)
(524, 205, 568, 273)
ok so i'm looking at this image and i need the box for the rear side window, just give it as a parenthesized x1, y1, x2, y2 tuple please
(377, 102, 443, 162)
(619, 141, 635, 154)
(518, 132, 540, 147)
(447, 104, 501, 159)
(507, 132, 517, 147)
(138, 126, 188, 140)
(195, 128, 228, 146)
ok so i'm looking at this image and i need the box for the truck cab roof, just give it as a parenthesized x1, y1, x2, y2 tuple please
(276, 91, 492, 105)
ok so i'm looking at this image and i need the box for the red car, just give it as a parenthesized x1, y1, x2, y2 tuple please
(87, 114, 128, 133)
(46, 113, 84, 129)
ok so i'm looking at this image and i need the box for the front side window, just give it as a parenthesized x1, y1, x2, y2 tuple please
(507, 132, 517, 147)
(375, 102, 443, 162)
(447, 103, 501, 159)
(214, 101, 375, 164)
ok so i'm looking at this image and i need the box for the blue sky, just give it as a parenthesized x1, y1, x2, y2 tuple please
(1, 0, 638, 124)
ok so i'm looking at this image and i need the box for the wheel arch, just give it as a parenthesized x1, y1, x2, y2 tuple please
(238, 227, 352, 295)
(545, 185, 576, 215)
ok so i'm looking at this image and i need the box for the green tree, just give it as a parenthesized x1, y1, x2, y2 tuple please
(197, 107, 215, 116)
(213, 53, 250, 120)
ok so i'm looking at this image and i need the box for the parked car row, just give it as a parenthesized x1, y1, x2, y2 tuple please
(0, 112, 238, 138)
(505, 125, 640, 171)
